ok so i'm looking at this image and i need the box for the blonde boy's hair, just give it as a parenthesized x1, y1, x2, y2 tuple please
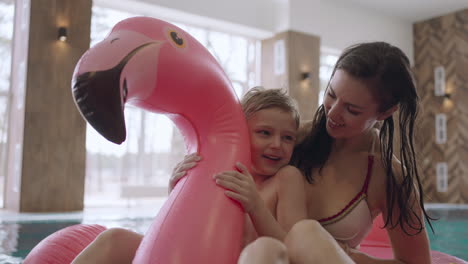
(241, 86, 300, 129)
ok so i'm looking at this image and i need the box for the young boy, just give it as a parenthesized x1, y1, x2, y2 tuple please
(72, 87, 307, 264)
(175, 86, 307, 245)
(170, 87, 355, 264)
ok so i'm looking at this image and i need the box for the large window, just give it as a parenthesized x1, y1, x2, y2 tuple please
(85, 4, 260, 207)
(0, 0, 14, 208)
(318, 48, 340, 105)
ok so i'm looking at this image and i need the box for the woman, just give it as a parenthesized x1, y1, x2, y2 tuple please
(289, 41, 432, 263)
(175, 42, 433, 264)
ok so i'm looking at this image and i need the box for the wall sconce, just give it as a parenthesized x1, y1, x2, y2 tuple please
(58, 27, 67, 42)
(442, 92, 454, 112)
(300, 72, 311, 90)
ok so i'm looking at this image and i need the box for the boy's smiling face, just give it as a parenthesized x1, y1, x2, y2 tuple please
(247, 107, 297, 179)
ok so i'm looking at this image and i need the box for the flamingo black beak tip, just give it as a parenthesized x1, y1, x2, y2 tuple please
(72, 71, 127, 145)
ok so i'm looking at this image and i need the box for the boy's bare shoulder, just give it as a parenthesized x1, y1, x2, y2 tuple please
(274, 165, 305, 183)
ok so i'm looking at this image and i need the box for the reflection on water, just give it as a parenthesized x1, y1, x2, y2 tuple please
(0, 222, 18, 257)
(0, 254, 22, 264)
(0, 220, 81, 259)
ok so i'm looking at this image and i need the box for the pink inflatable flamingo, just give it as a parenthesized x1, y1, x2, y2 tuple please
(76, 16, 250, 263)
(25, 17, 250, 264)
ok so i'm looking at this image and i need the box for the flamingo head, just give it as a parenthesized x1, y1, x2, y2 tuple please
(71, 17, 223, 144)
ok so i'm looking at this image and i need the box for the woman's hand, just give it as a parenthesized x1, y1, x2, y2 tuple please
(213, 162, 262, 213)
(168, 153, 201, 194)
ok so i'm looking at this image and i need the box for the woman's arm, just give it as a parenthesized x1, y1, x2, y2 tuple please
(349, 159, 431, 264)
(348, 206, 431, 264)
(378, 180, 431, 264)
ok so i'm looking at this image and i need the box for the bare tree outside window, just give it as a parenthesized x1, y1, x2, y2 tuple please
(0, 0, 14, 208)
(318, 48, 340, 105)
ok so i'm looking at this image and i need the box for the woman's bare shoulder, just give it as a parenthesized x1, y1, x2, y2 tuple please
(372, 147, 405, 184)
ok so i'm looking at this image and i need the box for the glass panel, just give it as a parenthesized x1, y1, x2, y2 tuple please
(318, 52, 339, 105)
(0, 0, 14, 208)
(91, 6, 136, 45)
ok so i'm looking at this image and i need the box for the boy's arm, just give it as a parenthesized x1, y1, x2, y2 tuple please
(275, 165, 308, 232)
(214, 163, 289, 241)
(249, 165, 308, 240)
(247, 194, 288, 240)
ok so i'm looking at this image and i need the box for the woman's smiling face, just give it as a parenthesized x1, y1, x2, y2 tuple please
(323, 69, 383, 139)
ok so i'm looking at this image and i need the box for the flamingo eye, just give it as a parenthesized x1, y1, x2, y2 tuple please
(167, 30, 186, 48)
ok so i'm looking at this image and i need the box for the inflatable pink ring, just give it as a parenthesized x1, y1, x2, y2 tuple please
(24, 224, 106, 264)
(26, 17, 250, 264)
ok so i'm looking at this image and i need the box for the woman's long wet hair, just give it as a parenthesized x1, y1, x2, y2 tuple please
(290, 42, 434, 235)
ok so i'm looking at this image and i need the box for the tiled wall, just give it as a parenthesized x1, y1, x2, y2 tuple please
(413, 9, 468, 204)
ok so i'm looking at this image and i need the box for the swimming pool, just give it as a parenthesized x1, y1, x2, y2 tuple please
(426, 206, 468, 261)
(0, 205, 466, 262)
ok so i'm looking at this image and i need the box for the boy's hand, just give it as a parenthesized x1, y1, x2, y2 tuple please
(213, 162, 262, 213)
(168, 153, 201, 194)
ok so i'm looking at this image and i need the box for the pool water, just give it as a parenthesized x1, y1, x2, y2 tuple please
(0, 207, 466, 262)
(426, 208, 468, 261)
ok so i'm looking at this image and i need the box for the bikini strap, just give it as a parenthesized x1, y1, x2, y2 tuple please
(362, 132, 376, 194)
(370, 130, 376, 156)
(362, 156, 374, 195)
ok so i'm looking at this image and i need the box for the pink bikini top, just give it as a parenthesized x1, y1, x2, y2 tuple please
(318, 140, 375, 248)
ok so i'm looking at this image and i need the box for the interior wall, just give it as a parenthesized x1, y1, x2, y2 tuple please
(99, 0, 279, 38)
(136, 0, 278, 32)
(131, 0, 414, 62)
(413, 9, 468, 204)
(289, 0, 414, 63)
